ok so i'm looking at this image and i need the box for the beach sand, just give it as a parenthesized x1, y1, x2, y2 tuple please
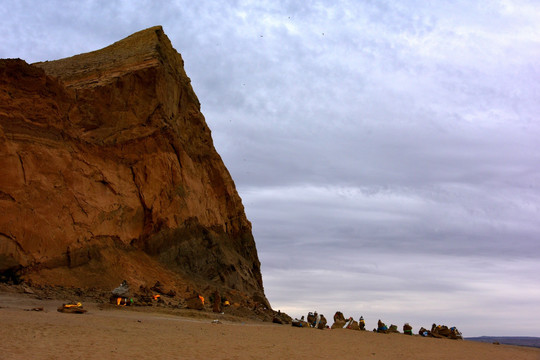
(1, 292, 539, 360)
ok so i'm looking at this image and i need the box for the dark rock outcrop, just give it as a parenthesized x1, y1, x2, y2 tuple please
(0, 26, 269, 309)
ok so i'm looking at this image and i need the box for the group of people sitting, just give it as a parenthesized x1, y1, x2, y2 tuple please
(291, 311, 328, 329)
(418, 323, 463, 340)
(291, 311, 366, 330)
(375, 319, 408, 334)
(291, 311, 462, 339)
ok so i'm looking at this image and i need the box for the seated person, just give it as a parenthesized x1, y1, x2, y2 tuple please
(377, 319, 388, 333)
(403, 323, 413, 335)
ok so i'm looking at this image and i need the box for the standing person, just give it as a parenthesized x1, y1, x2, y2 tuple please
(314, 312, 321, 328)
(359, 316, 366, 330)
(307, 312, 316, 327)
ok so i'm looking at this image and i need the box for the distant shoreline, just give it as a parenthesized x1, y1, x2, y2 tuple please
(467, 336, 540, 348)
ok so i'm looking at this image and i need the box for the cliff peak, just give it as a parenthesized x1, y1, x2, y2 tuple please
(34, 26, 181, 89)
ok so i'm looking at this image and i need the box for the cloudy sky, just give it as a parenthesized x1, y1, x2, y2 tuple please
(2, 0, 540, 336)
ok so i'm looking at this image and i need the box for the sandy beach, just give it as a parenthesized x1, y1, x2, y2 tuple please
(1, 292, 539, 360)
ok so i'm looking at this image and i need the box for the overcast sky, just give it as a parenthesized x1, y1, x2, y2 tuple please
(2, 0, 540, 337)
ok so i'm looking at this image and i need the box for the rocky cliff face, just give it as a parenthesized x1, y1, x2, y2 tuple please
(0, 26, 268, 308)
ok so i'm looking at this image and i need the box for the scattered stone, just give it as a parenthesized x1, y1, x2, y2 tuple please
(212, 291, 222, 313)
(186, 295, 204, 310)
(24, 307, 43, 312)
(151, 281, 166, 295)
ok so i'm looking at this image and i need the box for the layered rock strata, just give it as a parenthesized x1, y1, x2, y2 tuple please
(0, 26, 268, 308)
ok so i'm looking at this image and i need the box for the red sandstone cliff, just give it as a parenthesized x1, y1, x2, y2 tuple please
(0, 26, 268, 308)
